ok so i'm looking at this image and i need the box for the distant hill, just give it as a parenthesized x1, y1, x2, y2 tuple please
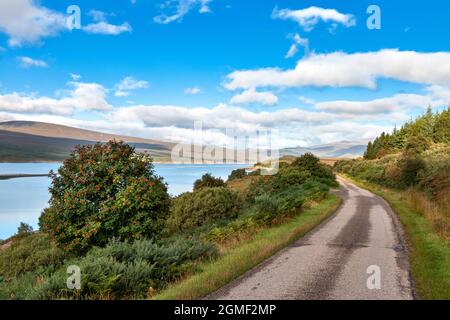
(280, 140, 368, 158)
(0, 121, 175, 162)
(0, 121, 366, 163)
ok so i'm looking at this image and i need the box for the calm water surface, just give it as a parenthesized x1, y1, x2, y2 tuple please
(0, 163, 245, 239)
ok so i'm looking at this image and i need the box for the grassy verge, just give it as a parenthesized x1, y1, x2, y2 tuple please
(153, 194, 341, 300)
(339, 174, 450, 300)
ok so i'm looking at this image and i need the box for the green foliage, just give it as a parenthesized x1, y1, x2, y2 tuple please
(16, 222, 33, 237)
(400, 157, 426, 187)
(290, 153, 337, 187)
(336, 144, 449, 195)
(252, 194, 281, 221)
(227, 168, 247, 181)
(405, 134, 431, 156)
(363, 107, 450, 159)
(0, 233, 67, 279)
(432, 108, 450, 143)
(39, 140, 170, 254)
(2, 238, 217, 300)
(270, 168, 311, 192)
(168, 187, 243, 232)
(193, 173, 225, 191)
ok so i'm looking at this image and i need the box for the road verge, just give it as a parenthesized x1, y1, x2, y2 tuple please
(338, 174, 450, 300)
(153, 194, 341, 300)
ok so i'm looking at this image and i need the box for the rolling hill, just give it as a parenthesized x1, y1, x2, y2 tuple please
(0, 121, 175, 162)
(0, 121, 366, 162)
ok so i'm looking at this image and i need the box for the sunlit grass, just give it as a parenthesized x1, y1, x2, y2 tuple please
(153, 195, 341, 300)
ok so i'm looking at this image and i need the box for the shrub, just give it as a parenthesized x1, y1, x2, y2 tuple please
(227, 168, 247, 181)
(193, 173, 225, 191)
(292, 153, 337, 186)
(16, 222, 33, 237)
(0, 233, 67, 279)
(22, 238, 217, 300)
(270, 168, 311, 192)
(252, 194, 280, 222)
(168, 187, 242, 231)
(404, 134, 431, 155)
(401, 156, 426, 187)
(39, 141, 170, 254)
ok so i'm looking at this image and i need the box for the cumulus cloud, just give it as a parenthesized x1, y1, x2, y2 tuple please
(0, 0, 67, 46)
(18, 56, 48, 68)
(154, 0, 212, 24)
(109, 103, 334, 132)
(0, 82, 111, 115)
(230, 88, 279, 106)
(184, 87, 201, 95)
(272, 6, 356, 32)
(114, 76, 149, 97)
(225, 49, 450, 91)
(83, 9, 132, 35)
(314, 86, 450, 114)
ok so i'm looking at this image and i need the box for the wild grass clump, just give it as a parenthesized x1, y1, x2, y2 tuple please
(1, 237, 217, 300)
(0, 233, 67, 280)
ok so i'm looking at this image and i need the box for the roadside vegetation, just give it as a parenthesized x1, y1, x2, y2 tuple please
(334, 107, 450, 299)
(0, 140, 338, 299)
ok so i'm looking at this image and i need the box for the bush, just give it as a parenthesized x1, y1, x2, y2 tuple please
(252, 194, 280, 222)
(168, 187, 243, 231)
(193, 173, 225, 191)
(270, 168, 311, 192)
(405, 134, 431, 155)
(0, 233, 67, 279)
(401, 156, 426, 187)
(39, 141, 170, 254)
(16, 222, 33, 237)
(227, 168, 247, 181)
(13, 238, 217, 300)
(292, 153, 337, 186)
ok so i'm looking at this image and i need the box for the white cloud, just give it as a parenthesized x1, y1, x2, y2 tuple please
(1, 98, 406, 147)
(83, 10, 131, 35)
(230, 88, 279, 106)
(0, 82, 111, 115)
(285, 34, 309, 59)
(273, 6, 356, 32)
(298, 96, 315, 105)
(285, 44, 298, 59)
(154, 0, 212, 24)
(0, 0, 67, 46)
(184, 87, 201, 95)
(315, 86, 450, 114)
(225, 49, 450, 91)
(70, 73, 81, 81)
(109, 103, 332, 132)
(18, 56, 48, 68)
(83, 21, 131, 35)
(114, 76, 149, 97)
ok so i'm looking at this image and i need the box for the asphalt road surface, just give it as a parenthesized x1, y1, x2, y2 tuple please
(207, 177, 414, 300)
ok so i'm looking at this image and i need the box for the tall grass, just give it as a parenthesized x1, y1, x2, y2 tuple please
(154, 195, 341, 300)
(403, 188, 449, 244)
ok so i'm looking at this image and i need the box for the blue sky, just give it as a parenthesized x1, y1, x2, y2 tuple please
(0, 0, 449, 148)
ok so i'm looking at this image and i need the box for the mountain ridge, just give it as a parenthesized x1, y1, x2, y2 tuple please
(0, 121, 366, 162)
